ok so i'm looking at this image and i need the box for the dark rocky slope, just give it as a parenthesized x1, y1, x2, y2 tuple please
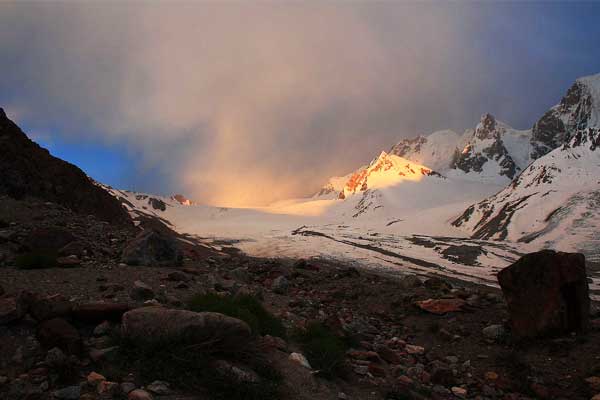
(0, 108, 129, 225)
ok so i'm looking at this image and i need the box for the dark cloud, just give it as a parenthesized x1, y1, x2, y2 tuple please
(1, 2, 599, 205)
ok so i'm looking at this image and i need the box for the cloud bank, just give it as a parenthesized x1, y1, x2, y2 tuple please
(2, 2, 599, 206)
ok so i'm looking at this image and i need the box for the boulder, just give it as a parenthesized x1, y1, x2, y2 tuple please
(128, 389, 154, 400)
(498, 250, 590, 338)
(271, 276, 289, 294)
(0, 297, 24, 324)
(130, 281, 155, 301)
(28, 293, 72, 322)
(121, 307, 251, 349)
(166, 271, 190, 282)
(23, 227, 75, 253)
(121, 229, 182, 267)
(72, 302, 131, 323)
(37, 318, 82, 354)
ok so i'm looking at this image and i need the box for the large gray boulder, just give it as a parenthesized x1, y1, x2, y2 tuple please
(121, 229, 182, 267)
(121, 307, 251, 349)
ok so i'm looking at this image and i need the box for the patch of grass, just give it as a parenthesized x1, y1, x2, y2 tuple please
(116, 338, 281, 400)
(188, 293, 286, 338)
(15, 251, 58, 269)
(293, 322, 349, 379)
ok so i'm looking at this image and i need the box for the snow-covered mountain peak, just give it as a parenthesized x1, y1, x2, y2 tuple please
(475, 113, 499, 140)
(450, 115, 531, 183)
(171, 194, 195, 206)
(530, 72, 600, 160)
(340, 152, 442, 199)
(389, 129, 460, 171)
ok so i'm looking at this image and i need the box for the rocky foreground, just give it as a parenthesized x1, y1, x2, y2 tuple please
(1, 199, 600, 400)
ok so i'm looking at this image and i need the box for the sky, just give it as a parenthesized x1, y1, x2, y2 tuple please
(1, 1, 600, 207)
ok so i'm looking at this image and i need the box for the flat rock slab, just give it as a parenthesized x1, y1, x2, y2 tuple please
(121, 307, 251, 349)
(415, 298, 466, 315)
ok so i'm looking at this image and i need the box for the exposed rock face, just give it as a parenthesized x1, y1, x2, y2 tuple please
(497, 250, 590, 338)
(121, 307, 251, 348)
(531, 80, 595, 159)
(0, 108, 130, 224)
(121, 229, 182, 267)
(452, 114, 521, 180)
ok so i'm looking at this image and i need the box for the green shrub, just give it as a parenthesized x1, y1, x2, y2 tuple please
(293, 322, 349, 378)
(15, 251, 58, 269)
(188, 293, 286, 338)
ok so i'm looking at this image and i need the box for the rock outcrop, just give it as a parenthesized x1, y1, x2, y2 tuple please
(497, 250, 590, 338)
(0, 108, 130, 225)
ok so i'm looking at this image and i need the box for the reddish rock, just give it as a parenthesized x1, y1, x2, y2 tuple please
(498, 250, 590, 338)
(347, 350, 380, 361)
(414, 298, 466, 315)
(37, 318, 82, 354)
(368, 363, 386, 377)
(72, 302, 131, 323)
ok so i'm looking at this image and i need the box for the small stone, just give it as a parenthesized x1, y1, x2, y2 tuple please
(166, 271, 190, 282)
(52, 385, 80, 400)
(587, 376, 600, 391)
(484, 371, 499, 381)
(56, 255, 81, 268)
(451, 387, 467, 398)
(405, 344, 425, 355)
(87, 371, 106, 386)
(93, 321, 112, 337)
(213, 360, 260, 383)
(121, 382, 136, 394)
(0, 297, 24, 324)
(128, 389, 154, 400)
(130, 281, 155, 301)
(261, 335, 287, 351)
(271, 276, 289, 294)
(147, 380, 171, 395)
(89, 346, 120, 363)
(98, 380, 120, 396)
(46, 347, 67, 367)
(230, 267, 251, 283)
(368, 363, 386, 377)
(445, 355, 459, 364)
(354, 365, 369, 375)
(399, 275, 422, 289)
(482, 324, 506, 341)
(175, 282, 189, 289)
(289, 352, 311, 369)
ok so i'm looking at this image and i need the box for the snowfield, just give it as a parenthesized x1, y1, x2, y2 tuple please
(102, 72, 600, 298)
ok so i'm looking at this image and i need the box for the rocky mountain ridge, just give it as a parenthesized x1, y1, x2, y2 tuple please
(0, 108, 130, 225)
